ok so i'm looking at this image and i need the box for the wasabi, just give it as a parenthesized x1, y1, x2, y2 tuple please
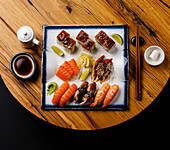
(47, 82, 58, 95)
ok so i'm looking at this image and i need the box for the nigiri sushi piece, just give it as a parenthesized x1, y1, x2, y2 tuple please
(95, 30, 108, 45)
(80, 82, 97, 105)
(56, 66, 71, 81)
(90, 83, 110, 108)
(59, 83, 77, 107)
(57, 30, 70, 45)
(91, 55, 105, 82)
(62, 37, 76, 53)
(103, 37, 115, 52)
(61, 61, 74, 76)
(51, 82, 69, 105)
(76, 30, 89, 44)
(68, 59, 80, 75)
(94, 59, 106, 82)
(82, 39, 95, 52)
(100, 58, 113, 84)
(101, 84, 119, 108)
(74, 81, 88, 103)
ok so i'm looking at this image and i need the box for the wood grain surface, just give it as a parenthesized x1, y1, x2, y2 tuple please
(0, 0, 169, 130)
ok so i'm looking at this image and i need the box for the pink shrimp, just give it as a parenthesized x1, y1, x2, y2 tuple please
(101, 84, 119, 108)
(90, 83, 110, 108)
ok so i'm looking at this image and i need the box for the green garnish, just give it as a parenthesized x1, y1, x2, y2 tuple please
(80, 69, 90, 81)
(111, 34, 123, 45)
(47, 82, 58, 96)
(51, 45, 64, 56)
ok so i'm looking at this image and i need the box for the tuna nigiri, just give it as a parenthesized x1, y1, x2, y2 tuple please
(90, 83, 110, 108)
(56, 66, 71, 81)
(101, 84, 119, 108)
(68, 59, 80, 75)
(51, 82, 69, 105)
(59, 83, 77, 107)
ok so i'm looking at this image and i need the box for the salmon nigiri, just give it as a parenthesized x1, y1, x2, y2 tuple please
(68, 59, 80, 75)
(101, 84, 119, 108)
(61, 61, 74, 76)
(90, 83, 110, 108)
(56, 66, 71, 81)
(59, 83, 77, 107)
(51, 82, 69, 105)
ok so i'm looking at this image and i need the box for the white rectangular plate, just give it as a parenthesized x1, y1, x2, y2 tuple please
(41, 25, 128, 110)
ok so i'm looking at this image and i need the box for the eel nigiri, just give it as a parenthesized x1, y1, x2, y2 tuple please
(57, 30, 70, 45)
(100, 58, 112, 84)
(80, 82, 97, 105)
(51, 82, 69, 105)
(90, 83, 110, 108)
(59, 83, 77, 107)
(82, 39, 95, 53)
(62, 37, 76, 53)
(101, 84, 119, 108)
(76, 30, 89, 44)
(91, 55, 105, 82)
(74, 81, 89, 103)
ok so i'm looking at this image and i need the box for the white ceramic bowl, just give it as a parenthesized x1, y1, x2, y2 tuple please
(144, 46, 165, 66)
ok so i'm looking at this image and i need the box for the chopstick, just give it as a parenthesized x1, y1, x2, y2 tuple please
(136, 26, 141, 100)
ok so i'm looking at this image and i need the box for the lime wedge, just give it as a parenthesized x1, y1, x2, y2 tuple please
(111, 34, 123, 45)
(51, 46, 64, 56)
(80, 69, 90, 81)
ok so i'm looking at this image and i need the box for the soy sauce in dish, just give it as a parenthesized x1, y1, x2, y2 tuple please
(14, 56, 33, 76)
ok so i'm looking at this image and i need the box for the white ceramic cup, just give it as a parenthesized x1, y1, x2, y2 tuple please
(17, 26, 40, 48)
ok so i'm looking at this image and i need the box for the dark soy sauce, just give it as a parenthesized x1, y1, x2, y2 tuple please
(14, 56, 33, 76)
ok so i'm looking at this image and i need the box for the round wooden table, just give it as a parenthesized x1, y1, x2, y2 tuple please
(0, 0, 169, 130)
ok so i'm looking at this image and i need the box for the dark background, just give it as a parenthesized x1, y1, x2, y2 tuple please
(0, 76, 169, 149)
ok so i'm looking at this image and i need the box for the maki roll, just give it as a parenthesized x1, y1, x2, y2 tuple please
(62, 37, 76, 53)
(76, 30, 89, 44)
(57, 30, 70, 44)
(82, 39, 95, 52)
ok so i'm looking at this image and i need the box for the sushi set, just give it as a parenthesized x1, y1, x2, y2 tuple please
(41, 25, 129, 110)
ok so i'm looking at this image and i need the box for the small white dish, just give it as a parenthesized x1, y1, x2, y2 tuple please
(144, 46, 165, 66)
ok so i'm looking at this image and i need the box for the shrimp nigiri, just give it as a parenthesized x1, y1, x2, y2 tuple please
(101, 84, 119, 108)
(59, 83, 77, 107)
(90, 83, 110, 108)
(51, 82, 69, 105)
